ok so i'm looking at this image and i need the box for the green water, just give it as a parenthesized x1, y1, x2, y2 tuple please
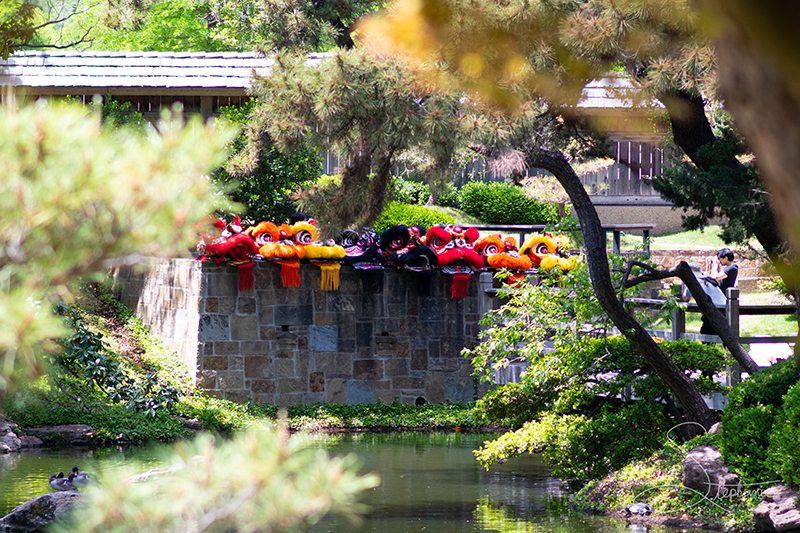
(0, 432, 690, 533)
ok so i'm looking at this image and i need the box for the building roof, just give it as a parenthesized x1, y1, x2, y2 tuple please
(0, 50, 331, 96)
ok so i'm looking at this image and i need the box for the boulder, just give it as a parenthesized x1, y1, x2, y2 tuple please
(0, 492, 81, 533)
(0, 420, 21, 454)
(18, 437, 42, 449)
(754, 485, 800, 532)
(23, 425, 94, 446)
(682, 446, 742, 498)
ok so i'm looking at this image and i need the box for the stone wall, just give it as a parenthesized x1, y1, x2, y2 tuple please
(113, 259, 481, 406)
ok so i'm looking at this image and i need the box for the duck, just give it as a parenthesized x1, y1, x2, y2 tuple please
(49, 472, 75, 492)
(68, 465, 92, 489)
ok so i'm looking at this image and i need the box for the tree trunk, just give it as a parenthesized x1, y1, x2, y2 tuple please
(532, 149, 716, 433)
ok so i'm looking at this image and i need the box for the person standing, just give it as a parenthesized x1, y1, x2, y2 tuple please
(700, 248, 738, 336)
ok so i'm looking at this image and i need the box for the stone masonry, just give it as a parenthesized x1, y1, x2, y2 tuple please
(114, 259, 481, 406)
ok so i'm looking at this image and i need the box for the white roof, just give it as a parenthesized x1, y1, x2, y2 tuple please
(580, 75, 662, 111)
(0, 50, 331, 93)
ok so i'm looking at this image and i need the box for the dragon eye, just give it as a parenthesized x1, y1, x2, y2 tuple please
(296, 230, 314, 244)
(432, 237, 447, 249)
(484, 243, 499, 255)
(255, 233, 273, 245)
(391, 237, 405, 249)
(534, 243, 550, 255)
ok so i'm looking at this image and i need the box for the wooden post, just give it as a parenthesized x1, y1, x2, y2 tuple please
(727, 287, 742, 385)
(671, 306, 686, 341)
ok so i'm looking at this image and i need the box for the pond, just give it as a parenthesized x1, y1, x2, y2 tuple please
(0, 432, 687, 533)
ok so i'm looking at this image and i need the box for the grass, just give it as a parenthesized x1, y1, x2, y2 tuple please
(610, 225, 763, 252)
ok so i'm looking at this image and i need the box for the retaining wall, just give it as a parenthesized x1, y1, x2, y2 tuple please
(113, 259, 481, 406)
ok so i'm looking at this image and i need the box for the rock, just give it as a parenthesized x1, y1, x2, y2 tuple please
(0, 492, 81, 532)
(24, 425, 94, 446)
(682, 446, 742, 498)
(0, 419, 21, 454)
(625, 503, 653, 516)
(754, 485, 800, 532)
(18, 436, 42, 449)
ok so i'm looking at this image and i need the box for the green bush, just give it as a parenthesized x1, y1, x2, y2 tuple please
(374, 202, 455, 234)
(720, 405, 778, 483)
(435, 183, 461, 208)
(726, 358, 799, 411)
(391, 177, 430, 205)
(458, 181, 561, 224)
(767, 382, 800, 486)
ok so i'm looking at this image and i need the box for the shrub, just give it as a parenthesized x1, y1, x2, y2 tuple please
(726, 358, 799, 411)
(767, 382, 800, 487)
(373, 202, 455, 234)
(391, 177, 430, 205)
(720, 405, 778, 483)
(435, 183, 461, 208)
(458, 182, 561, 224)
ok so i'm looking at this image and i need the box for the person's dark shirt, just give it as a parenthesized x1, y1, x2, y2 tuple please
(719, 263, 738, 292)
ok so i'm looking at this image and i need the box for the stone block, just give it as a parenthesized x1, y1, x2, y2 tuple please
(347, 381, 375, 404)
(229, 356, 244, 371)
(353, 360, 383, 380)
(275, 359, 295, 377)
(309, 372, 325, 392)
(205, 390, 224, 400)
(385, 358, 409, 377)
(419, 299, 443, 322)
(275, 305, 314, 326)
(303, 392, 326, 404)
(217, 298, 236, 314)
(257, 305, 274, 326)
(446, 375, 474, 403)
(245, 356, 273, 379)
(203, 356, 228, 371)
(411, 349, 428, 371)
(238, 297, 256, 314)
(231, 315, 260, 341)
(422, 320, 446, 336)
(196, 370, 216, 389)
(206, 272, 239, 298)
(214, 341, 240, 356)
(356, 322, 373, 348)
(224, 390, 251, 404)
(198, 315, 230, 341)
(328, 294, 355, 313)
(315, 312, 337, 326)
(240, 341, 271, 356)
(205, 297, 219, 313)
(393, 376, 425, 390)
(336, 314, 356, 340)
(375, 389, 401, 403)
(396, 341, 410, 358)
(355, 295, 382, 320)
(253, 394, 274, 404)
(260, 326, 276, 341)
(295, 351, 309, 377)
(429, 358, 458, 372)
(326, 378, 347, 404)
(425, 373, 445, 404)
(275, 393, 302, 407)
(297, 335, 308, 350)
(314, 352, 352, 375)
(337, 338, 356, 352)
(254, 266, 272, 289)
(277, 378, 307, 394)
(446, 314, 464, 336)
(251, 379, 276, 394)
(218, 371, 244, 390)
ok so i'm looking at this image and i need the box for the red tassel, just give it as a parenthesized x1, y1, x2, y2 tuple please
(238, 263, 254, 291)
(451, 273, 471, 298)
(280, 261, 301, 288)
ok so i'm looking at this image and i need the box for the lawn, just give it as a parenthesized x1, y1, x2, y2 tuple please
(612, 225, 763, 252)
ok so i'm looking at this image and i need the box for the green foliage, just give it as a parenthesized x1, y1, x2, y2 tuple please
(720, 405, 778, 483)
(0, 0, 36, 59)
(767, 382, 800, 487)
(0, 100, 232, 393)
(52, 303, 184, 417)
(250, 401, 476, 431)
(725, 358, 799, 411)
(215, 99, 321, 225)
(53, 424, 379, 533)
(467, 259, 728, 483)
(434, 183, 461, 208)
(476, 403, 667, 483)
(652, 110, 773, 246)
(86, 0, 232, 52)
(373, 202, 455, 234)
(459, 181, 561, 225)
(391, 177, 430, 205)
